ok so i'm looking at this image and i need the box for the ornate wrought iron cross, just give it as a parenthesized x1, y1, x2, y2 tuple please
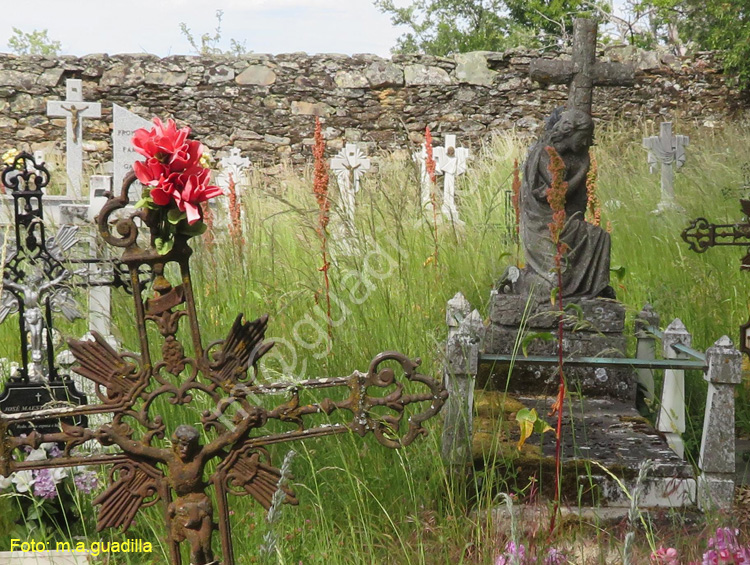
(0, 162, 448, 565)
(683, 198, 750, 355)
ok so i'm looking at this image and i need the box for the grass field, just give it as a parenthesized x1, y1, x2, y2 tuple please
(1, 119, 750, 562)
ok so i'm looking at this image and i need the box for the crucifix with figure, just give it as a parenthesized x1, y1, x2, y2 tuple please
(0, 154, 447, 565)
(47, 78, 102, 198)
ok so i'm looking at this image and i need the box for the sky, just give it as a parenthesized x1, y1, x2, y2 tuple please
(0, 0, 406, 58)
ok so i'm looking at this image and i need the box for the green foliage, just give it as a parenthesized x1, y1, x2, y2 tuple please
(7, 28, 62, 56)
(179, 10, 249, 56)
(635, 0, 750, 90)
(374, 0, 605, 55)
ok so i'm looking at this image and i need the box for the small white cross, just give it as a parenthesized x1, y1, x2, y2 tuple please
(218, 148, 252, 196)
(47, 79, 102, 198)
(438, 135, 469, 224)
(643, 122, 688, 213)
(412, 143, 443, 210)
(330, 143, 371, 231)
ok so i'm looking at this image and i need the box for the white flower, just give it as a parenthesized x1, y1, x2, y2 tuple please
(11, 470, 35, 493)
(0, 475, 12, 490)
(26, 448, 47, 462)
(50, 467, 68, 483)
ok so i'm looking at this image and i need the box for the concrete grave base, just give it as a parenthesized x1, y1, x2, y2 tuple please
(481, 293, 635, 402)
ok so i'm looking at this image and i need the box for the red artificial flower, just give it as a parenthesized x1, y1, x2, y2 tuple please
(132, 118, 222, 224)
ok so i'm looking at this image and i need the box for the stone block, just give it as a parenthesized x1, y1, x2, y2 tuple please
(489, 294, 625, 333)
(698, 474, 735, 511)
(454, 52, 497, 86)
(365, 61, 404, 88)
(404, 64, 451, 86)
(484, 325, 626, 358)
(235, 65, 276, 86)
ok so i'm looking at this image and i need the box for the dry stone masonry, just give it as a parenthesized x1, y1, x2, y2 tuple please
(0, 48, 744, 172)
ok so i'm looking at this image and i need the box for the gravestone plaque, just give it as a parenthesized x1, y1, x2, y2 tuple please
(112, 103, 151, 195)
(0, 381, 87, 435)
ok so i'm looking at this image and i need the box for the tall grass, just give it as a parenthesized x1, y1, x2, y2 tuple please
(1, 119, 749, 562)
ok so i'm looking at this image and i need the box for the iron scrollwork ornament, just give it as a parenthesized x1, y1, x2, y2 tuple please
(0, 121, 447, 565)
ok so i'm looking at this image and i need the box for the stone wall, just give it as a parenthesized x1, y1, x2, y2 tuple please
(0, 48, 744, 172)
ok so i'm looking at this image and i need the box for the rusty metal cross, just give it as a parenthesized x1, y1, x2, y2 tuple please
(0, 165, 448, 565)
(529, 18, 635, 116)
(683, 199, 750, 356)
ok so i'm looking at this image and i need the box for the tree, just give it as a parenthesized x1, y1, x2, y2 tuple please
(7, 28, 62, 56)
(179, 10, 249, 56)
(373, 0, 604, 55)
(632, 0, 750, 90)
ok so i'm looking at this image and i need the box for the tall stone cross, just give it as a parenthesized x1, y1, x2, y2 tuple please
(643, 122, 689, 213)
(47, 79, 102, 198)
(437, 134, 469, 224)
(529, 18, 635, 115)
(330, 143, 371, 230)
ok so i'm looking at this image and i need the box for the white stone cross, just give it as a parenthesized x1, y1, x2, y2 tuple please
(437, 134, 470, 223)
(330, 143, 371, 231)
(217, 147, 252, 197)
(643, 122, 688, 213)
(46, 79, 102, 198)
(413, 143, 443, 210)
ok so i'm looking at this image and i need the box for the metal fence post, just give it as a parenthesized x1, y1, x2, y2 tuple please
(698, 335, 742, 510)
(657, 318, 691, 458)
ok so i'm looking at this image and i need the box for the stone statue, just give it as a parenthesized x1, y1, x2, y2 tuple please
(510, 108, 614, 299)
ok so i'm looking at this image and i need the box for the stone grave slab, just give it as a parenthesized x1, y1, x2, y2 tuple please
(473, 391, 696, 508)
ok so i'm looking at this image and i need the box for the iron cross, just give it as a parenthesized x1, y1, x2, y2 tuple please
(0, 167, 447, 565)
(683, 199, 750, 356)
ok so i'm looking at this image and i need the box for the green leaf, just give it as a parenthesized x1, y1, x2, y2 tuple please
(155, 236, 174, 255)
(610, 265, 627, 280)
(134, 197, 151, 209)
(515, 407, 535, 450)
(564, 302, 584, 321)
(167, 208, 187, 225)
(521, 331, 554, 357)
(550, 286, 559, 306)
(180, 220, 208, 236)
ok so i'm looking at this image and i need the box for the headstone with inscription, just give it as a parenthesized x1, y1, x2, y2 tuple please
(46, 79, 101, 198)
(112, 103, 151, 196)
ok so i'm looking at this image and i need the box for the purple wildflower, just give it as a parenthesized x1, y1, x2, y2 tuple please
(702, 527, 750, 564)
(47, 444, 62, 458)
(32, 469, 58, 499)
(544, 547, 568, 565)
(495, 541, 528, 565)
(73, 471, 99, 494)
